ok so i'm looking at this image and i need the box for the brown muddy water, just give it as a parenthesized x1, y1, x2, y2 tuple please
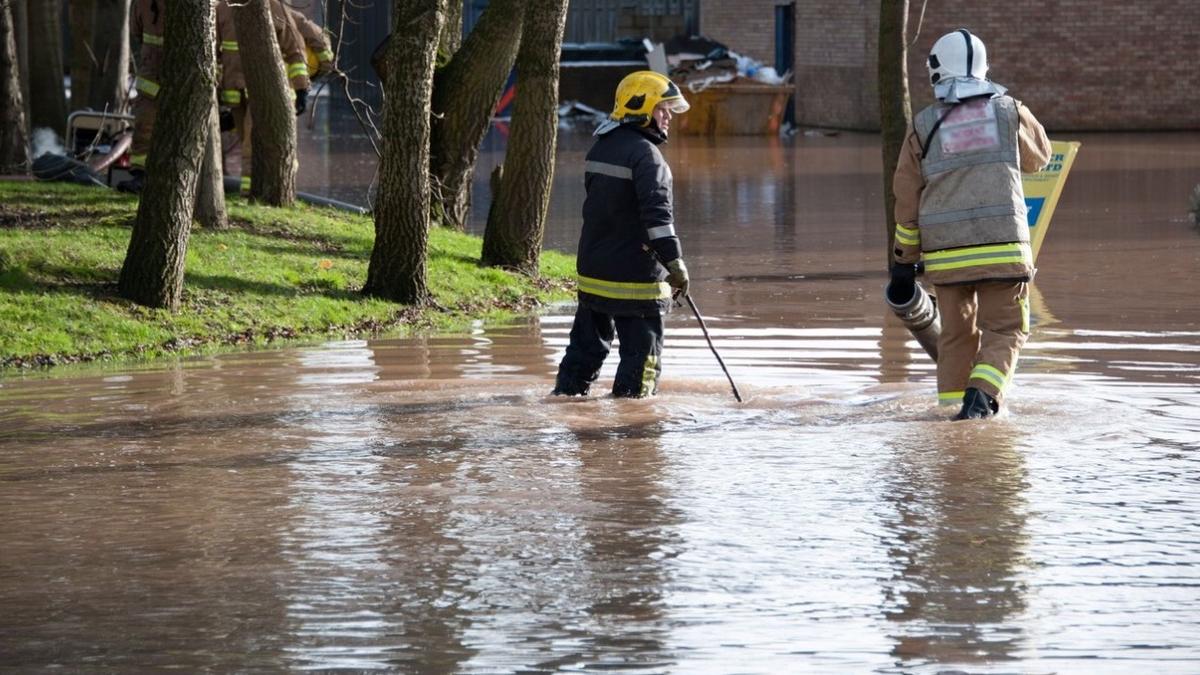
(2, 117, 1199, 672)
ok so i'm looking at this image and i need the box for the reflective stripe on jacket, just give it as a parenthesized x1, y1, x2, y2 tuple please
(576, 123, 682, 315)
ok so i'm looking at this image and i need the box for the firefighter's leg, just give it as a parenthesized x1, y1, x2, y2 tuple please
(611, 313, 664, 398)
(934, 284, 980, 407)
(119, 95, 157, 193)
(553, 306, 615, 396)
(235, 100, 252, 195)
(219, 90, 242, 177)
(969, 281, 1030, 407)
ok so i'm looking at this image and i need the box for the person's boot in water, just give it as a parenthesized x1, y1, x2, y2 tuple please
(955, 387, 999, 420)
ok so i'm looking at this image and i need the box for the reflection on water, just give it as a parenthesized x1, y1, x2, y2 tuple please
(2, 123, 1199, 671)
(880, 425, 1030, 668)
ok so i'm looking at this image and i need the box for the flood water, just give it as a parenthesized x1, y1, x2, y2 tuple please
(2, 108, 1199, 671)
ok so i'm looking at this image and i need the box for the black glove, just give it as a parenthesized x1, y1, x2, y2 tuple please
(889, 262, 917, 298)
(218, 106, 235, 132)
(294, 88, 308, 116)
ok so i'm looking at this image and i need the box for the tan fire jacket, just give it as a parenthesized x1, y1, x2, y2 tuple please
(892, 96, 1051, 285)
(215, 0, 311, 106)
(130, 0, 166, 98)
(287, 8, 334, 76)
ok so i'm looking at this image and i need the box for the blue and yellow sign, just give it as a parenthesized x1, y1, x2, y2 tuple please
(1023, 140, 1080, 263)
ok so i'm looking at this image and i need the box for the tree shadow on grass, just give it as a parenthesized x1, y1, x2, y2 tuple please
(183, 271, 363, 302)
(428, 250, 483, 267)
(0, 203, 134, 230)
(226, 218, 373, 255)
(5, 266, 362, 305)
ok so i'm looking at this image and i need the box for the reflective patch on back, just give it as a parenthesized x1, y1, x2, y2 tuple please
(940, 98, 1000, 154)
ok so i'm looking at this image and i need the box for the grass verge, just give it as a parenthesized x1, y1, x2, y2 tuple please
(0, 180, 575, 372)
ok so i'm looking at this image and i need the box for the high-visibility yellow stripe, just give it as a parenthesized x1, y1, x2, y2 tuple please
(317, 49, 334, 63)
(220, 40, 239, 52)
(577, 275, 671, 301)
(640, 354, 659, 397)
(924, 243, 1030, 272)
(970, 363, 1008, 390)
(142, 32, 163, 46)
(240, 175, 251, 193)
(287, 62, 309, 78)
(220, 89, 242, 105)
(136, 77, 160, 97)
(938, 390, 964, 405)
(894, 223, 920, 246)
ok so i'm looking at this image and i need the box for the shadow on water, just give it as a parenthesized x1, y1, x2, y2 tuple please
(1, 121, 1199, 671)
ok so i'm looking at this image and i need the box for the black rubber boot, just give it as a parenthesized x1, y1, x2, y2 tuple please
(551, 368, 592, 396)
(954, 387, 999, 420)
(116, 169, 146, 194)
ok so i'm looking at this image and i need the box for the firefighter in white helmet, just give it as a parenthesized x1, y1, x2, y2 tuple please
(552, 71, 690, 398)
(891, 29, 1052, 419)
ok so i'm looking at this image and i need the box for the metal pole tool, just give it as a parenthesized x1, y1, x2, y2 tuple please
(644, 246, 743, 402)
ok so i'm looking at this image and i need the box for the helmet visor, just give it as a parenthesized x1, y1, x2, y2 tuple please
(661, 80, 689, 113)
(662, 95, 690, 114)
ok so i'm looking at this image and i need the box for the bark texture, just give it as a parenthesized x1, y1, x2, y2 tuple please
(362, 0, 446, 304)
(194, 91, 228, 229)
(878, 0, 911, 266)
(88, 0, 130, 113)
(233, 0, 295, 206)
(11, 0, 26, 120)
(437, 0, 462, 61)
(429, 0, 523, 230)
(481, 0, 569, 274)
(69, 0, 94, 112)
(27, 0, 66, 136)
(118, 0, 216, 310)
(0, 0, 29, 174)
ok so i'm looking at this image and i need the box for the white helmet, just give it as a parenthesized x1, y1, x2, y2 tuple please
(928, 29, 988, 86)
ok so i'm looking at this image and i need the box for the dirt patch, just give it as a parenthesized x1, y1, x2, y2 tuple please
(0, 207, 56, 229)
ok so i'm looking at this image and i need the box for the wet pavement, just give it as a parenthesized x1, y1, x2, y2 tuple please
(2, 110, 1199, 671)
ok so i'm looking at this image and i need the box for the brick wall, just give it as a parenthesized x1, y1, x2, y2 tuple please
(701, 0, 1200, 131)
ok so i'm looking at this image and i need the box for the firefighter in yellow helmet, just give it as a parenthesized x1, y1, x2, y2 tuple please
(552, 71, 691, 398)
(891, 30, 1052, 419)
(214, 0, 311, 195)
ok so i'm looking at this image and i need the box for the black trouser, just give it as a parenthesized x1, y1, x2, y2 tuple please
(554, 305, 664, 398)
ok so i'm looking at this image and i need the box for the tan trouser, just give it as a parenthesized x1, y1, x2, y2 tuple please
(130, 95, 158, 169)
(934, 281, 1030, 405)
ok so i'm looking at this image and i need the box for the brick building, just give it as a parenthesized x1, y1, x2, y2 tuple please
(699, 0, 1200, 131)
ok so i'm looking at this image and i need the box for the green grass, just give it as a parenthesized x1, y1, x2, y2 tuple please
(0, 180, 576, 371)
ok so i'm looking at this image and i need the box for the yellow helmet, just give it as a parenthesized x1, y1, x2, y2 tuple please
(610, 71, 689, 124)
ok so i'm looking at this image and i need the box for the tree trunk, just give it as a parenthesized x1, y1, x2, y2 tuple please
(193, 91, 228, 229)
(480, 0, 568, 274)
(0, 0, 29, 174)
(878, 0, 911, 267)
(233, 0, 295, 207)
(69, 0, 94, 112)
(362, 0, 446, 304)
(88, 0, 130, 113)
(27, 0, 66, 137)
(118, 0, 216, 310)
(428, 0, 523, 231)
